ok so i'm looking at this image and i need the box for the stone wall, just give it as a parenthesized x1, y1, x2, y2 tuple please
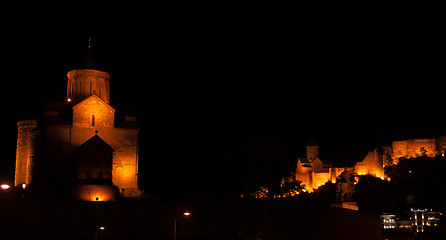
(295, 168, 348, 191)
(15, 120, 38, 187)
(40, 124, 72, 184)
(72, 95, 115, 128)
(17, 113, 141, 198)
(70, 127, 140, 193)
(354, 149, 384, 179)
(295, 172, 313, 191)
(392, 139, 438, 159)
(438, 136, 446, 153)
(312, 171, 331, 189)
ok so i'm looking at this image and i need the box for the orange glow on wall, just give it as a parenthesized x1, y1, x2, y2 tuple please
(72, 95, 115, 128)
(354, 149, 385, 180)
(113, 164, 137, 189)
(72, 184, 116, 202)
(392, 139, 437, 160)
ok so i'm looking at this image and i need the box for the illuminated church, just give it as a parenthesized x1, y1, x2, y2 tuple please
(294, 140, 385, 192)
(14, 42, 142, 201)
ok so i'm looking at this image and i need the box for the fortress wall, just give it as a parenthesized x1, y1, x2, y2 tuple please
(296, 168, 352, 191)
(407, 139, 437, 157)
(392, 140, 409, 159)
(382, 146, 393, 156)
(331, 167, 351, 181)
(392, 139, 438, 160)
(295, 172, 311, 190)
(329, 168, 337, 183)
(438, 137, 446, 153)
(312, 172, 330, 189)
(296, 171, 333, 191)
(354, 150, 384, 179)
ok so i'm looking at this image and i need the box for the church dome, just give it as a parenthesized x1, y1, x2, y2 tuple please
(66, 37, 111, 104)
(67, 69, 111, 104)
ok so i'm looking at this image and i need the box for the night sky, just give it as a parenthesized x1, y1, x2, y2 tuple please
(0, 13, 444, 198)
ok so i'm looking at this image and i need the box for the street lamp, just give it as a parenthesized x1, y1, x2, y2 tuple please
(1, 184, 10, 190)
(174, 211, 191, 240)
(94, 226, 105, 240)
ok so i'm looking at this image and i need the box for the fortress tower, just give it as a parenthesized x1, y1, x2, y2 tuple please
(15, 39, 142, 200)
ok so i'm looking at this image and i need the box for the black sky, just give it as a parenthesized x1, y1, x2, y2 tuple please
(0, 11, 444, 198)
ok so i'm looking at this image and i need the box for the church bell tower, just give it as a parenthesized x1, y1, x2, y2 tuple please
(306, 139, 319, 160)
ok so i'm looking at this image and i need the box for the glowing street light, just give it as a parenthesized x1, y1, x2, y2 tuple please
(94, 226, 105, 240)
(174, 210, 192, 240)
(1, 184, 10, 190)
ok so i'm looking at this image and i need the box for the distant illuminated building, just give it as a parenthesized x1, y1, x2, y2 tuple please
(397, 220, 412, 230)
(381, 214, 396, 229)
(293, 141, 384, 191)
(411, 209, 441, 233)
(14, 40, 142, 201)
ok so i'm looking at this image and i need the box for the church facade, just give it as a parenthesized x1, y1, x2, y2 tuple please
(294, 141, 350, 192)
(15, 53, 141, 201)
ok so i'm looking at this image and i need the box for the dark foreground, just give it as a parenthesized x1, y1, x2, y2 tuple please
(0, 197, 380, 240)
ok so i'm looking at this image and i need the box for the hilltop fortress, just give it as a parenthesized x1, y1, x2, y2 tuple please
(383, 137, 446, 165)
(293, 137, 446, 191)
